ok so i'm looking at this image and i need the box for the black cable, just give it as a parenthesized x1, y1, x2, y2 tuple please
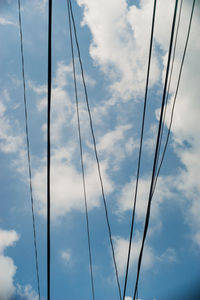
(47, 1, 52, 300)
(122, 1, 157, 299)
(17, 1, 41, 299)
(152, 0, 183, 192)
(132, 1, 179, 299)
(67, 1, 95, 299)
(152, 0, 196, 197)
(68, 1, 122, 298)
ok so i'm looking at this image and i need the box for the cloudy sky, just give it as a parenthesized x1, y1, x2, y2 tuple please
(0, 0, 200, 299)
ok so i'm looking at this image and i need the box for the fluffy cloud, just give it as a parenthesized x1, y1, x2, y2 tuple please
(33, 151, 113, 219)
(96, 124, 137, 169)
(0, 229, 19, 300)
(77, 0, 160, 101)
(160, 1, 200, 246)
(0, 17, 15, 26)
(0, 99, 23, 154)
(61, 249, 71, 264)
(157, 247, 177, 263)
(16, 284, 39, 300)
(114, 235, 154, 277)
(118, 176, 173, 224)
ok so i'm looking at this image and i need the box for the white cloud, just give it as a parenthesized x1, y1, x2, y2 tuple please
(157, 248, 177, 263)
(96, 124, 136, 169)
(0, 100, 24, 154)
(0, 17, 15, 26)
(0, 95, 28, 178)
(33, 150, 113, 219)
(118, 176, 173, 223)
(0, 229, 19, 300)
(61, 249, 71, 264)
(77, 0, 160, 101)
(125, 296, 142, 300)
(31, 61, 119, 220)
(158, 1, 200, 247)
(114, 235, 154, 277)
(16, 284, 39, 300)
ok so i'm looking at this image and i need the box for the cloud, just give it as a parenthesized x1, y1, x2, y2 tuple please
(157, 0, 200, 247)
(96, 124, 137, 169)
(16, 284, 39, 300)
(118, 176, 173, 224)
(0, 17, 15, 26)
(33, 151, 113, 219)
(31, 61, 119, 220)
(157, 247, 177, 263)
(0, 229, 19, 300)
(0, 94, 28, 178)
(61, 249, 71, 264)
(114, 235, 154, 277)
(0, 99, 24, 154)
(77, 0, 160, 101)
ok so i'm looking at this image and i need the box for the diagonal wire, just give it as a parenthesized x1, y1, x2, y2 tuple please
(152, 0, 183, 191)
(67, 1, 95, 299)
(132, 1, 179, 299)
(68, 0, 122, 298)
(122, 1, 157, 299)
(47, 0, 52, 300)
(17, 1, 41, 299)
(152, 0, 196, 197)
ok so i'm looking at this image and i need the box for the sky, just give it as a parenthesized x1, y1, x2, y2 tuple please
(0, 0, 200, 299)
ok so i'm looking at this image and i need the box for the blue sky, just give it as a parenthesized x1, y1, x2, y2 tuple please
(0, 0, 200, 299)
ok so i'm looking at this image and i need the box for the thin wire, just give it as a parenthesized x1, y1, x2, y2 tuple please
(17, 1, 41, 299)
(152, 0, 183, 190)
(67, 1, 95, 299)
(132, 1, 179, 299)
(68, 0, 122, 298)
(47, 0, 52, 300)
(152, 0, 196, 197)
(122, 1, 157, 299)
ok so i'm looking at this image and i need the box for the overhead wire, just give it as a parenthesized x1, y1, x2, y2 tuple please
(68, 0, 122, 298)
(17, 1, 41, 299)
(67, 1, 95, 299)
(47, 0, 52, 300)
(132, 1, 179, 299)
(122, 1, 157, 299)
(151, 0, 183, 194)
(152, 0, 196, 197)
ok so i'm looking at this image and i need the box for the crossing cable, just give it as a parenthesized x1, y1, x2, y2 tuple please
(47, 0, 52, 300)
(152, 0, 183, 193)
(17, 1, 41, 299)
(132, 1, 179, 299)
(68, 1, 122, 298)
(67, 1, 95, 299)
(122, 1, 157, 299)
(152, 0, 196, 197)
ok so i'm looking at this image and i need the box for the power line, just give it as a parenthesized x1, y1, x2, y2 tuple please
(152, 0, 196, 197)
(68, 1, 122, 298)
(47, 0, 52, 300)
(152, 0, 183, 194)
(132, 1, 179, 299)
(67, 1, 95, 299)
(122, 1, 157, 299)
(17, 1, 41, 299)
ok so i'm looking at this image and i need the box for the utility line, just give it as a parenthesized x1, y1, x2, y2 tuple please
(152, 0, 196, 197)
(122, 1, 157, 299)
(67, 1, 95, 299)
(47, 0, 52, 300)
(17, 1, 41, 299)
(152, 0, 183, 193)
(68, 1, 122, 298)
(132, 1, 179, 299)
